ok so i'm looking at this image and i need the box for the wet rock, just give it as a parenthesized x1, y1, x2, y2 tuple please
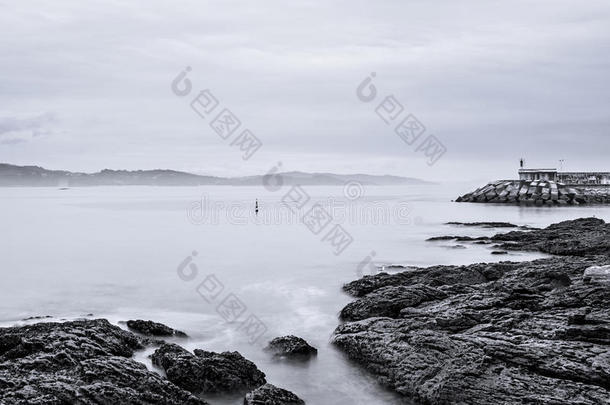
(583, 265, 610, 285)
(446, 221, 519, 228)
(426, 235, 459, 241)
(244, 383, 305, 405)
(20, 315, 52, 321)
(491, 217, 610, 256)
(334, 256, 610, 404)
(340, 284, 448, 321)
(343, 262, 507, 297)
(0, 319, 207, 405)
(126, 319, 188, 337)
(265, 336, 317, 359)
(151, 343, 266, 395)
(431, 218, 610, 257)
(333, 218, 610, 404)
(456, 236, 491, 242)
(491, 251, 508, 255)
(427, 235, 488, 242)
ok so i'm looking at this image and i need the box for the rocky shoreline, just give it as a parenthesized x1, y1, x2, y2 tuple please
(332, 218, 610, 404)
(456, 180, 610, 205)
(0, 318, 309, 404)
(2, 218, 608, 404)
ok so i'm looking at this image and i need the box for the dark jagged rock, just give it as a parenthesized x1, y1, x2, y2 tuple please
(20, 315, 52, 321)
(0, 319, 207, 405)
(244, 383, 305, 405)
(340, 284, 448, 321)
(126, 319, 188, 337)
(151, 343, 266, 395)
(427, 235, 488, 242)
(491, 251, 508, 255)
(343, 261, 508, 297)
(456, 236, 489, 242)
(426, 235, 460, 241)
(428, 217, 610, 257)
(265, 336, 318, 359)
(490, 217, 610, 256)
(333, 218, 610, 404)
(446, 221, 519, 228)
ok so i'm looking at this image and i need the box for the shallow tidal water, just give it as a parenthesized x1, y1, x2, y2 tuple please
(2, 183, 610, 404)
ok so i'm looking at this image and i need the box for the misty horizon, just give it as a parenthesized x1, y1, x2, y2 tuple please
(0, 162, 436, 187)
(3, 160, 600, 185)
(2, 1, 609, 182)
(1, 2, 609, 405)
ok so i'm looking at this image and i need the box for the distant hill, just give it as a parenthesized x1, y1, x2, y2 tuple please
(0, 164, 435, 187)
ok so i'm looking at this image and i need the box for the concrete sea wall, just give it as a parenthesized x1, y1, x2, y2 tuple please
(456, 180, 610, 205)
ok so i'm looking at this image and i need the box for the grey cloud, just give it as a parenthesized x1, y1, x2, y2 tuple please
(0, 138, 28, 146)
(0, 1, 608, 180)
(0, 112, 57, 137)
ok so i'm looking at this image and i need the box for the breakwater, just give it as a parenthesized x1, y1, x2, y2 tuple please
(456, 179, 610, 205)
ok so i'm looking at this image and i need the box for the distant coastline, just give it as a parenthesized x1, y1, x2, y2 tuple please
(0, 163, 435, 187)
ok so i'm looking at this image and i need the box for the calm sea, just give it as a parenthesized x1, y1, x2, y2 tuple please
(2, 184, 609, 404)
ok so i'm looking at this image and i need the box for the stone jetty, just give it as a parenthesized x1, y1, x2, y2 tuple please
(456, 180, 610, 205)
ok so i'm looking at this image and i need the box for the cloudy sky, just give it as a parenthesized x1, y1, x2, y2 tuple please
(1, 0, 609, 181)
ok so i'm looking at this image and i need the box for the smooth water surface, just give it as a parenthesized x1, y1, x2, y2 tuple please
(2, 184, 609, 404)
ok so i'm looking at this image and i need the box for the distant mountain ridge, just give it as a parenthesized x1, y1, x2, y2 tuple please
(0, 163, 435, 187)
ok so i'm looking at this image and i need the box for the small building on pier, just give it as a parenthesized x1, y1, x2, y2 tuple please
(558, 172, 610, 185)
(517, 164, 610, 185)
(518, 168, 558, 182)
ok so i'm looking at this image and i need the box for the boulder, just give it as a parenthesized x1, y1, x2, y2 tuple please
(244, 383, 305, 405)
(126, 319, 187, 337)
(0, 319, 207, 405)
(490, 217, 610, 255)
(151, 343, 266, 394)
(265, 336, 318, 359)
(340, 284, 447, 321)
(445, 222, 518, 228)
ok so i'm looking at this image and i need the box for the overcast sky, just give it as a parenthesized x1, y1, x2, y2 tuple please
(1, 0, 609, 181)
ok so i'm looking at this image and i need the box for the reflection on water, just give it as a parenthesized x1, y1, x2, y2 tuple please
(2, 184, 609, 404)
